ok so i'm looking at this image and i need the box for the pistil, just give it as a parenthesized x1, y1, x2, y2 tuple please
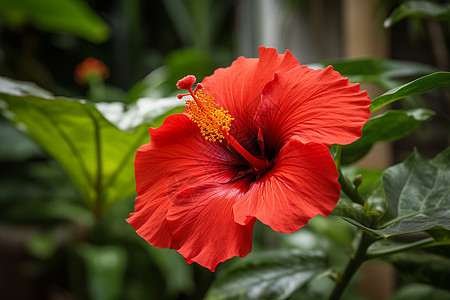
(177, 75, 268, 173)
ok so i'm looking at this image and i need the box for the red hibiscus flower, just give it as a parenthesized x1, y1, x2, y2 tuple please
(127, 47, 371, 271)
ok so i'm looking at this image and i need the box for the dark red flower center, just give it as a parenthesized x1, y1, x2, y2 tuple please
(177, 75, 269, 174)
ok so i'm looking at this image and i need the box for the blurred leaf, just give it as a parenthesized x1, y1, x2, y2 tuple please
(161, 0, 196, 46)
(0, 0, 110, 42)
(126, 67, 171, 103)
(95, 97, 183, 131)
(389, 283, 450, 300)
(0, 76, 183, 216)
(205, 250, 327, 300)
(383, 251, 450, 291)
(342, 108, 435, 164)
(384, 1, 450, 28)
(27, 232, 58, 259)
(0, 120, 44, 161)
(3, 200, 94, 227)
(78, 244, 127, 300)
(308, 216, 355, 248)
(167, 48, 213, 88)
(428, 228, 450, 244)
(317, 58, 436, 89)
(370, 72, 450, 112)
(146, 247, 194, 296)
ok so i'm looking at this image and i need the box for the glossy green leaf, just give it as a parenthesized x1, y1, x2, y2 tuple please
(370, 72, 450, 111)
(0, 0, 110, 42)
(376, 148, 450, 237)
(317, 58, 436, 89)
(342, 108, 435, 164)
(384, 1, 450, 28)
(340, 148, 450, 238)
(0, 76, 183, 216)
(204, 250, 327, 300)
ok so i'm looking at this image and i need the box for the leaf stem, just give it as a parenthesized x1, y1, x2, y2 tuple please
(367, 237, 435, 259)
(334, 145, 366, 206)
(83, 105, 103, 220)
(328, 232, 375, 300)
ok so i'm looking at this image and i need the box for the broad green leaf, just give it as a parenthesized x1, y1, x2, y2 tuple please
(0, 76, 183, 216)
(204, 250, 327, 300)
(342, 108, 435, 164)
(370, 72, 450, 111)
(376, 148, 450, 237)
(78, 244, 127, 300)
(384, 1, 450, 28)
(316, 58, 436, 89)
(340, 148, 450, 238)
(0, 0, 109, 43)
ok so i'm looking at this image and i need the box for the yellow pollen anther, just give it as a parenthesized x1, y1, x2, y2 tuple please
(185, 89, 234, 143)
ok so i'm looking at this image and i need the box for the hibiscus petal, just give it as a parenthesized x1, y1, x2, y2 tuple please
(127, 113, 240, 250)
(201, 47, 299, 147)
(167, 182, 255, 271)
(233, 138, 340, 233)
(258, 65, 371, 149)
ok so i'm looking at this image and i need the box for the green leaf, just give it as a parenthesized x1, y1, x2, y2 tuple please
(376, 148, 450, 237)
(342, 108, 435, 164)
(384, 1, 450, 28)
(370, 72, 450, 112)
(340, 148, 450, 238)
(205, 250, 327, 300)
(0, 76, 183, 216)
(0, 0, 110, 43)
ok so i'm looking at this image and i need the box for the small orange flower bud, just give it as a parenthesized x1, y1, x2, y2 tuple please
(74, 57, 110, 85)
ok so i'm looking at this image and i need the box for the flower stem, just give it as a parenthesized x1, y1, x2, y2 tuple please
(328, 232, 375, 300)
(334, 145, 366, 206)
